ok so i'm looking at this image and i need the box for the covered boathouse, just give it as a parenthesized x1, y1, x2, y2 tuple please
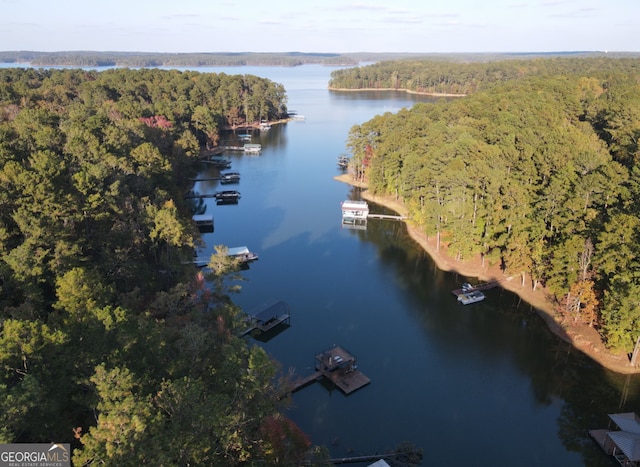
(341, 200, 369, 219)
(315, 346, 371, 394)
(192, 214, 214, 232)
(590, 412, 640, 465)
(283, 346, 371, 397)
(241, 300, 291, 337)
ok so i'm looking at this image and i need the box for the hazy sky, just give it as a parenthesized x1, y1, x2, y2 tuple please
(1, 0, 638, 53)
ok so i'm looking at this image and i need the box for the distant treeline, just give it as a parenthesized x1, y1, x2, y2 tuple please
(0, 51, 412, 67)
(345, 57, 640, 352)
(329, 55, 640, 95)
(2, 50, 635, 69)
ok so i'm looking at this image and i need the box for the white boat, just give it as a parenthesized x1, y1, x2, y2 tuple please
(457, 290, 485, 305)
(337, 155, 350, 169)
(220, 171, 240, 184)
(243, 143, 261, 153)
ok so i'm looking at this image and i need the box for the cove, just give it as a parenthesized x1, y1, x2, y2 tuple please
(188, 64, 638, 466)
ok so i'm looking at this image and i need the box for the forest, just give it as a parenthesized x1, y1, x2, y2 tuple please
(329, 56, 640, 95)
(0, 67, 329, 465)
(343, 57, 640, 353)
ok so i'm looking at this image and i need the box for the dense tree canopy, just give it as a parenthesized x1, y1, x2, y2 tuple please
(0, 67, 314, 465)
(330, 57, 640, 96)
(345, 58, 640, 352)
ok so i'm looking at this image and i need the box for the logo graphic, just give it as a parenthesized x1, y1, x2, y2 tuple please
(0, 443, 71, 467)
(48, 444, 68, 454)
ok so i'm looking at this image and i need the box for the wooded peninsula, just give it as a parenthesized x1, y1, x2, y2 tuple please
(338, 57, 640, 359)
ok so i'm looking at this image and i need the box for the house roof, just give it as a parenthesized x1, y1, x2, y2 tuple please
(608, 430, 640, 461)
(227, 246, 250, 256)
(609, 412, 640, 434)
(192, 214, 213, 222)
(253, 300, 290, 324)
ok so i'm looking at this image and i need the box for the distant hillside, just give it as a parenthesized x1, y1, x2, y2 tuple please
(2, 50, 637, 68)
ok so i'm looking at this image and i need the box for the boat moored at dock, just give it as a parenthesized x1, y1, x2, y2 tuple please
(243, 143, 262, 153)
(215, 190, 241, 203)
(204, 155, 232, 168)
(451, 280, 499, 304)
(337, 154, 350, 169)
(220, 171, 240, 184)
(457, 290, 486, 305)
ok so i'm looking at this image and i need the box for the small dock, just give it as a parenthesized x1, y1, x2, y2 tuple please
(192, 214, 214, 232)
(589, 429, 614, 456)
(242, 300, 291, 337)
(285, 346, 370, 396)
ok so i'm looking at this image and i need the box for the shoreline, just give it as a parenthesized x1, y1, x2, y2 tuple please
(335, 173, 639, 375)
(222, 117, 291, 131)
(328, 86, 466, 97)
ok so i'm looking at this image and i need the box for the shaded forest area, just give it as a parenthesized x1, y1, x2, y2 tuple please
(344, 57, 640, 353)
(0, 67, 327, 465)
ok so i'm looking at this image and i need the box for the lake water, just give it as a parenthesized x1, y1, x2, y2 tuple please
(5, 62, 637, 465)
(184, 64, 640, 466)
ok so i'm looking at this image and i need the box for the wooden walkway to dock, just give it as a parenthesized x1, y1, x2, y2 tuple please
(451, 279, 502, 296)
(367, 213, 407, 220)
(190, 177, 222, 182)
(185, 193, 218, 199)
(288, 371, 323, 392)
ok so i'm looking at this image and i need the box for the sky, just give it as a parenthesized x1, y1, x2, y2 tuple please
(1, 0, 638, 54)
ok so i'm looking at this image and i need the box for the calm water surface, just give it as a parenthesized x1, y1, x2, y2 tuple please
(186, 64, 640, 466)
(14, 61, 631, 465)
